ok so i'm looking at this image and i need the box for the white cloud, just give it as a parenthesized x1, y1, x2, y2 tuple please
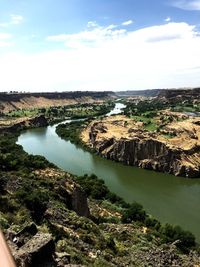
(0, 33, 12, 47)
(47, 22, 126, 49)
(0, 23, 8, 27)
(87, 21, 98, 28)
(0, 14, 23, 27)
(122, 20, 133, 26)
(1, 21, 200, 91)
(137, 22, 196, 42)
(171, 0, 200, 10)
(10, 15, 23, 25)
(0, 33, 11, 39)
(47, 22, 196, 48)
(165, 17, 171, 22)
(0, 41, 12, 47)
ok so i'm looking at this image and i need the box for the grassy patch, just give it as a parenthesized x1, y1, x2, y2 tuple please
(132, 116, 158, 132)
(162, 133, 174, 139)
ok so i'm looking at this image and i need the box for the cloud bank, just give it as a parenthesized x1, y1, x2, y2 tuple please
(0, 32, 12, 47)
(0, 21, 200, 91)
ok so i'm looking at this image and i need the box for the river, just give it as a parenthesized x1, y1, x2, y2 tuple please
(17, 103, 200, 240)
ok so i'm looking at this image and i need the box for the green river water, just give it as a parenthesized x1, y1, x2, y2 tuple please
(17, 104, 200, 240)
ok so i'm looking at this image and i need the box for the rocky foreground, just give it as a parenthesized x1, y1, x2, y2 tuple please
(81, 113, 200, 178)
(2, 168, 200, 267)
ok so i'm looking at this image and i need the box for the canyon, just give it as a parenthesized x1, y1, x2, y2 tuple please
(1, 90, 200, 265)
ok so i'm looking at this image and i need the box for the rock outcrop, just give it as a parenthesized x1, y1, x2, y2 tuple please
(6, 224, 55, 267)
(55, 176, 90, 217)
(82, 116, 200, 178)
(35, 168, 90, 218)
(0, 115, 48, 133)
(3, 168, 91, 266)
(14, 233, 55, 267)
(9, 115, 48, 132)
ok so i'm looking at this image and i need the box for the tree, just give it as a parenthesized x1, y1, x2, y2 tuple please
(122, 202, 146, 223)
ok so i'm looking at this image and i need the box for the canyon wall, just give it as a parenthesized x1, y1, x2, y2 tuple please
(85, 121, 200, 178)
(0, 91, 115, 113)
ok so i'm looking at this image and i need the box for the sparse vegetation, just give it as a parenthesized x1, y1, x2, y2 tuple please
(5, 102, 115, 124)
(124, 98, 200, 121)
(56, 120, 86, 146)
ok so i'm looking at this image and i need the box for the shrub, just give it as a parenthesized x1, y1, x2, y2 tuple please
(106, 236, 117, 253)
(144, 217, 160, 229)
(121, 202, 146, 223)
(0, 176, 7, 193)
(76, 174, 130, 209)
(17, 188, 49, 222)
(161, 224, 195, 253)
(0, 213, 9, 229)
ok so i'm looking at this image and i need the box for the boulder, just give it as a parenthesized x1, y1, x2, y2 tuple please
(56, 178, 90, 218)
(55, 252, 70, 266)
(14, 233, 55, 267)
(13, 223, 38, 247)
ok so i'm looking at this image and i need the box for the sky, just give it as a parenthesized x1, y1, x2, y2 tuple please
(0, 0, 200, 92)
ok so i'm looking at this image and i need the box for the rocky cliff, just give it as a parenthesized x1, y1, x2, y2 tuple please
(0, 115, 48, 133)
(82, 116, 200, 178)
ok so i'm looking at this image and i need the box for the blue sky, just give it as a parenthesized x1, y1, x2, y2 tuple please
(0, 0, 200, 91)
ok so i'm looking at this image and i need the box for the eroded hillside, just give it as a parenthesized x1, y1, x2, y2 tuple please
(0, 91, 115, 113)
(81, 112, 200, 178)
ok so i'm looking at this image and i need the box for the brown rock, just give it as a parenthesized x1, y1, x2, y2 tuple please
(14, 233, 55, 267)
(85, 119, 200, 178)
(56, 178, 90, 218)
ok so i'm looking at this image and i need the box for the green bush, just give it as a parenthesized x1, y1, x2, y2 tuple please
(76, 174, 129, 208)
(0, 134, 53, 172)
(16, 188, 49, 222)
(144, 217, 160, 229)
(161, 224, 195, 252)
(56, 120, 86, 146)
(121, 202, 147, 223)
(0, 212, 9, 229)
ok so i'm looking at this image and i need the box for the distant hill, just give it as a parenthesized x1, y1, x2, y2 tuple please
(0, 91, 115, 113)
(116, 87, 200, 99)
(1, 88, 200, 113)
(158, 88, 200, 102)
(116, 89, 161, 97)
